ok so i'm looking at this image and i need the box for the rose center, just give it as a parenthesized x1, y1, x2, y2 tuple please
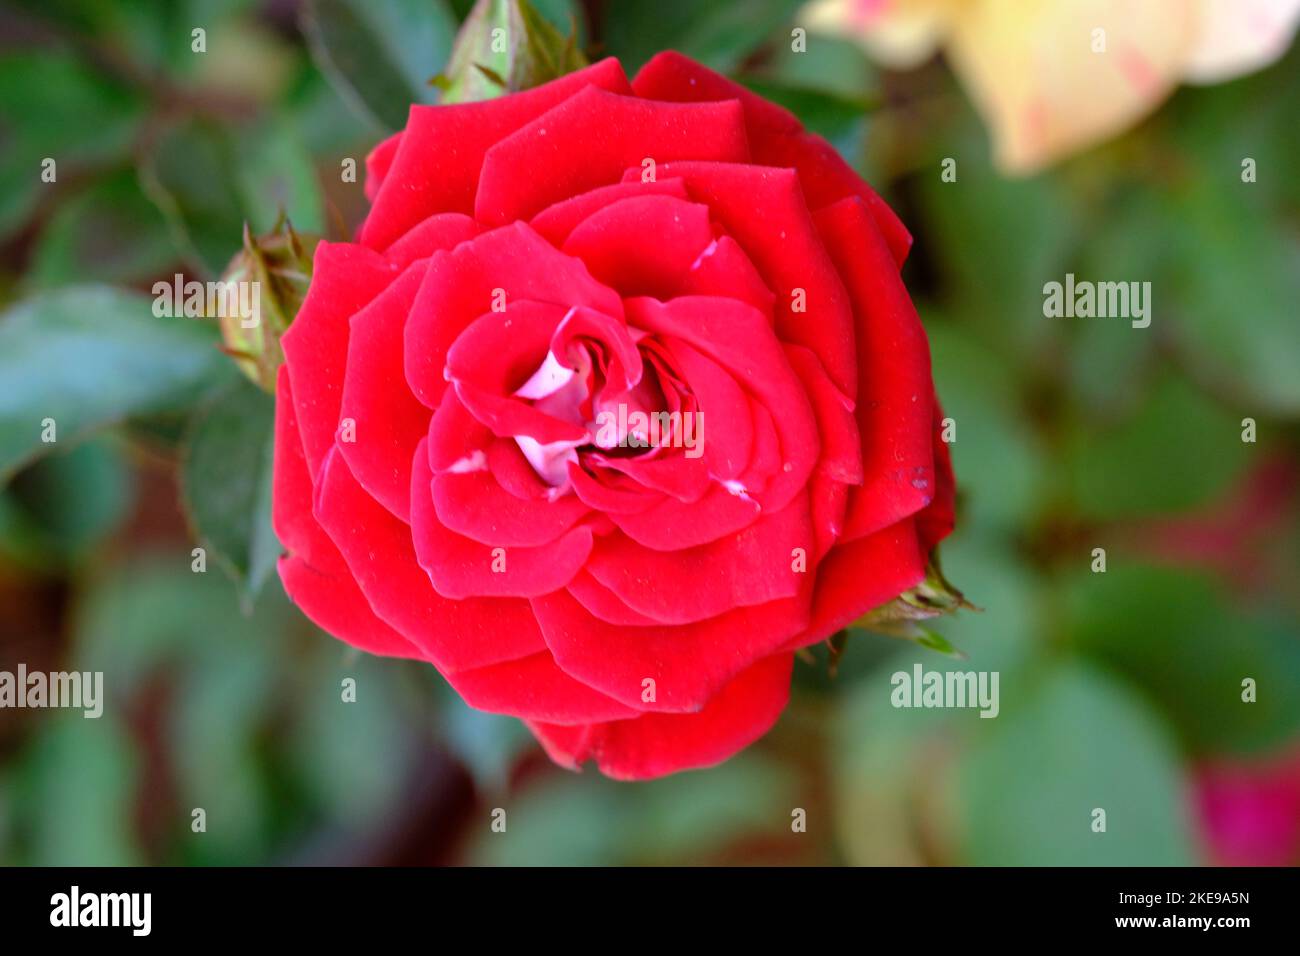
(511, 326, 686, 490)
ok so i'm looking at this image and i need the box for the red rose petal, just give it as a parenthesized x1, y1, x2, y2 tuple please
(764, 129, 912, 266)
(608, 481, 761, 550)
(405, 222, 622, 409)
(585, 493, 811, 625)
(406, 513, 585, 602)
(789, 517, 927, 650)
(566, 460, 660, 515)
(561, 194, 714, 297)
(677, 234, 775, 316)
(530, 178, 690, 245)
(445, 299, 567, 390)
(411, 437, 593, 599)
(273, 367, 334, 571)
(274, 369, 421, 660)
(445, 299, 592, 446)
(281, 241, 401, 479)
(532, 585, 810, 712)
(623, 162, 857, 396)
(279, 555, 422, 659)
(809, 473, 851, 561)
(916, 396, 957, 553)
(363, 131, 401, 203)
(360, 57, 633, 250)
(447, 651, 638, 725)
(565, 570, 662, 626)
(433, 468, 591, 547)
(549, 302, 643, 392)
(627, 295, 819, 514)
(784, 343, 863, 486)
(815, 196, 936, 540)
(488, 437, 559, 500)
(526, 652, 794, 779)
(313, 447, 547, 672)
(661, 338, 753, 482)
(457, 378, 589, 446)
(337, 262, 431, 521)
(742, 402, 783, 493)
(595, 450, 711, 503)
(425, 387, 493, 474)
(475, 85, 750, 225)
(632, 50, 911, 265)
(384, 212, 479, 270)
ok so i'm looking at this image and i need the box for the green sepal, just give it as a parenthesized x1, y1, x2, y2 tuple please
(217, 214, 319, 392)
(437, 0, 586, 105)
(844, 555, 976, 659)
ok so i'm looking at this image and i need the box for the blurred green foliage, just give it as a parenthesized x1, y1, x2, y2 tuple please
(0, 0, 1297, 867)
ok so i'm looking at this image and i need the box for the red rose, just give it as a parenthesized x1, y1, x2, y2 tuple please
(274, 52, 955, 780)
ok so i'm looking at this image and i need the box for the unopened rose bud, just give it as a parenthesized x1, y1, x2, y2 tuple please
(217, 216, 319, 392)
(434, 0, 586, 105)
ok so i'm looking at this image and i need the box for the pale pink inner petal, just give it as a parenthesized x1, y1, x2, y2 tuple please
(511, 347, 592, 489)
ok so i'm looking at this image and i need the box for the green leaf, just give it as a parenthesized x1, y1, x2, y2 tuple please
(1062, 372, 1248, 519)
(288, 656, 418, 825)
(72, 555, 300, 712)
(171, 638, 280, 864)
(288, 68, 382, 158)
(0, 286, 233, 483)
(181, 375, 280, 606)
(1149, 62, 1300, 415)
(753, 33, 877, 101)
(913, 112, 1078, 360)
(7, 0, 169, 71)
(140, 118, 323, 277)
(0, 51, 144, 239)
(18, 713, 143, 866)
(925, 318, 1047, 532)
(236, 121, 326, 236)
(139, 120, 246, 276)
(440, 705, 533, 794)
(1164, 184, 1300, 416)
(1065, 186, 1161, 419)
(75, 557, 257, 690)
(957, 663, 1196, 865)
(0, 436, 132, 566)
(301, 0, 457, 130)
(469, 754, 797, 865)
(918, 529, 1040, 675)
(831, 647, 973, 865)
(67, 555, 303, 864)
(8, 0, 259, 80)
(1065, 564, 1300, 755)
(601, 0, 803, 74)
(27, 170, 178, 290)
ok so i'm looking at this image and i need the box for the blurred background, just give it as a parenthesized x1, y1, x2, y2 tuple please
(0, 0, 1298, 866)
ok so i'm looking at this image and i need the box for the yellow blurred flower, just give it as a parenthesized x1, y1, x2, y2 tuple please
(803, 0, 1300, 174)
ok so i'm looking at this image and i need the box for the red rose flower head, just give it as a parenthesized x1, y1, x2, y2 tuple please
(273, 52, 956, 780)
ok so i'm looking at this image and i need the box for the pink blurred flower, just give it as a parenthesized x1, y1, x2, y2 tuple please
(1126, 455, 1298, 596)
(1195, 743, 1300, 866)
